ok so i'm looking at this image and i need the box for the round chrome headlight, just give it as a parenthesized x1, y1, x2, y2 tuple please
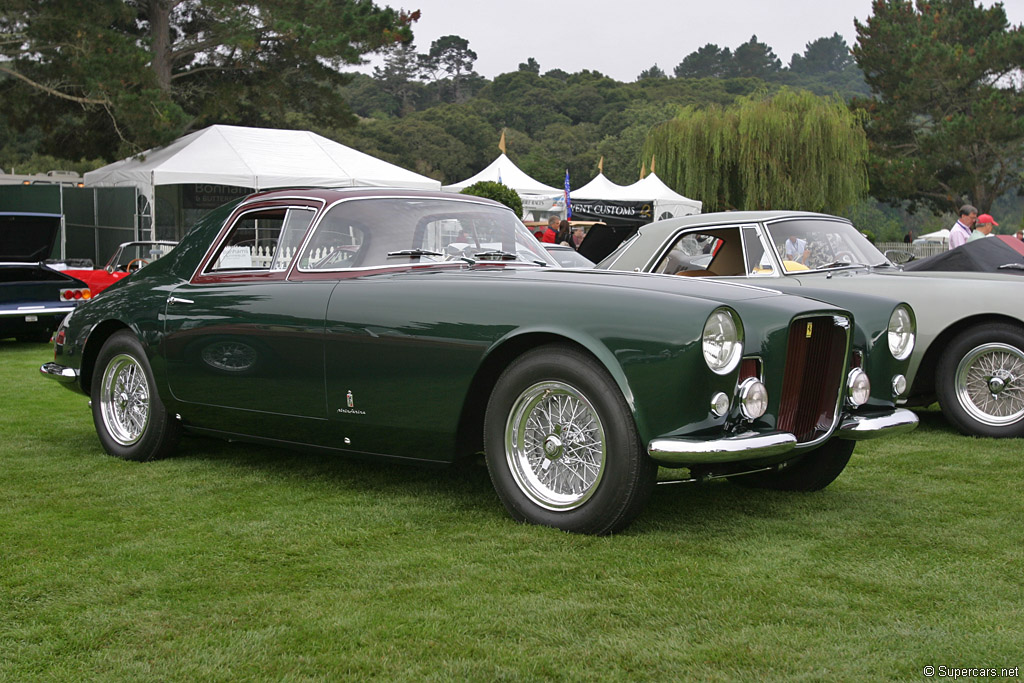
(847, 368, 871, 406)
(702, 308, 743, 375)
(738, 378, 769, 420)
(887, 305, 915, 361)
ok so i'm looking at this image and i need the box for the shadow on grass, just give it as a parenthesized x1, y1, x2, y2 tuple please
(165, 433, 864, 536)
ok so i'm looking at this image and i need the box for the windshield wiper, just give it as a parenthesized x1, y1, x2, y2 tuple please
(817, 261, 864, 270)
(471, 250, 519, 261)
(386, 249, 444, 258)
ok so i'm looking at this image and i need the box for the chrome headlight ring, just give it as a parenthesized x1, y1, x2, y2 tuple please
(702, 308, 743, 375)
(888, 305, 915, 361)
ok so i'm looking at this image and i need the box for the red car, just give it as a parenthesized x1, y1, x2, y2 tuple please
(62, 240, 177, 294)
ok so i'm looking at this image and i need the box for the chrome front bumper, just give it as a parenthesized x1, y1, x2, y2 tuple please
(648, 407, 918, 465)
(835, 408, 918, 440)
(40, 362, 79, 385)
(649, 431, 797, 464)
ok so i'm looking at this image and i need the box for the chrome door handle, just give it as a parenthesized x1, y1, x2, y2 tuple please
(168, 296, 194, 305)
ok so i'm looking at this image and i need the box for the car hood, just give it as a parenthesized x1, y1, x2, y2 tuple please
(0, 213, 61, 262)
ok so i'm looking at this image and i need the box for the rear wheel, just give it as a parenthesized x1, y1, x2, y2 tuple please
(484, 345, 657, 535)
(935, 324, 1024, 438)
(91, 330, 181, 461)
(732, 439, 854, 491)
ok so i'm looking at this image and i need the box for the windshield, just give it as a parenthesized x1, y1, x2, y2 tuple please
(763, 218, 891, 272)
(300, 197, 558, 271)
(106, 242, 177, 270)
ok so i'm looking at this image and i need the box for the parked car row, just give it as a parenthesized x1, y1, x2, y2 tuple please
(40, 189, 922, 534)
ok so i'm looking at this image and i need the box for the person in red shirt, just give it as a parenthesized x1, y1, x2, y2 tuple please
(533, 215, 558, 243)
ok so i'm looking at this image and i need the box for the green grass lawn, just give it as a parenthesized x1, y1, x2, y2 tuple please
(2, 340, 1021, 681)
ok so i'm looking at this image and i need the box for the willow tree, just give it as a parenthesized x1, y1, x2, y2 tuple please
(644, 88, 868, 212)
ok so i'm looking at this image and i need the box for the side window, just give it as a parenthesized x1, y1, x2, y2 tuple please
(208, 208, 313, 272)
(743, 226, 774, 275)
(270, 209, 315, 271)
(655, 228, 743, 277)
(301, 218, 367, 271)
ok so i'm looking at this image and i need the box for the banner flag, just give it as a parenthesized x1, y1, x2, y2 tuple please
(564, 169, 572, 219)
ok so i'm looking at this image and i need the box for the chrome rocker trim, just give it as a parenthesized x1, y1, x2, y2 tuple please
(835, 408, 918, 440)
(648, 431, 797, 464)
(39, 362, 79, 385)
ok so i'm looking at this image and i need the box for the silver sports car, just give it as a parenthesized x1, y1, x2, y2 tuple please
(597, 210, 1024, 438)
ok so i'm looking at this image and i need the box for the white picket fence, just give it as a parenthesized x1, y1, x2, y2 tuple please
(875, 241, 947, 260)
(220, 244, 343, 270)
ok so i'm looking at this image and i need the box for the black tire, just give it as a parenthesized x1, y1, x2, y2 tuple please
(732, 438, 854, 491)
(91, 330, 182, 461)
(483, 344, 657, 535)
(935, 323, 1024, 438)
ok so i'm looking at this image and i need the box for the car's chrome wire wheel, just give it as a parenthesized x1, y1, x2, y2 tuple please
(99, 353, 151, 446)
(955, 342, 1024, 426)
(505, 380, 606, 511)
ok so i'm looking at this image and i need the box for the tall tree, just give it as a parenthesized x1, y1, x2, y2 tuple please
(732, 35, 782, 79)
(644, 88, 869, 212)
(852, 0, 1024, 213)
(674, 44, 734, 79)
(789, 33, 855, 74)
(374, 41, 423, 115)
(0, 0, 416, 157)
(419, 34, 478, 102)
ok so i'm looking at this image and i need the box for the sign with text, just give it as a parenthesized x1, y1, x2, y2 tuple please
(182, 184, 254, 210)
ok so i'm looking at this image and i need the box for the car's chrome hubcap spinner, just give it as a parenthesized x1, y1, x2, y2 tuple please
(506, 382, 606, 510)
(955, 343, 1024, 426)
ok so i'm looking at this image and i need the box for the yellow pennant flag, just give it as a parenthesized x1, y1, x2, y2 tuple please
(640, 162, 647, 179)
(498, 130, 507, 154)
(650, 154, 656, 175)
(598, 156, 604, 174)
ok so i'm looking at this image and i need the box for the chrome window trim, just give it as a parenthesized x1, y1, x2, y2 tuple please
(292, 195, 555, 275)
(193, 197, 326, 280)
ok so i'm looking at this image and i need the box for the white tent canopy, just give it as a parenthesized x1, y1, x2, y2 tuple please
(443, 154, 566, 218)
(914, 228, 950, 244)
(443, 154, 560, 195)
(620, 173, 702, 217)
(571, 171, 701, 224)
(573, 172, 629, 199)
(84, 125, 441, 231)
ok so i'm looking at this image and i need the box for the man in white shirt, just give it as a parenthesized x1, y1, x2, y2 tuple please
(784, 234, 809, 265)
(948, 204, 977, 249)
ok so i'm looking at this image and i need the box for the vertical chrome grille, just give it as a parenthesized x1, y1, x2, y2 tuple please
(777, 315, 849, 444)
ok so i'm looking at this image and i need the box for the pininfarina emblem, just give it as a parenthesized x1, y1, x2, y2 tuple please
(346, 390, 354, 408)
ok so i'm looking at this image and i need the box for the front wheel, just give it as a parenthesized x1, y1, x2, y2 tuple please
(483, 345, 657, 535)
(935, 324, 1024, 438)
(91, 330, 182, 461)
(732, 438, 854, 491)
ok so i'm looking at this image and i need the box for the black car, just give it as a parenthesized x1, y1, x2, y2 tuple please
(1, 212, 91, 342)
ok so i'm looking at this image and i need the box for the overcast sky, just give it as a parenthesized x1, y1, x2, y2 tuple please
(375, 0, 1023, 82)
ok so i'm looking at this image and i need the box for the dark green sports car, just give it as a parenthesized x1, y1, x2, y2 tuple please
(41, 189, 916, 534)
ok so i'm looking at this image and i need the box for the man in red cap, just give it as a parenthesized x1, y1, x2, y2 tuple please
(968, 213, 998, 242)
